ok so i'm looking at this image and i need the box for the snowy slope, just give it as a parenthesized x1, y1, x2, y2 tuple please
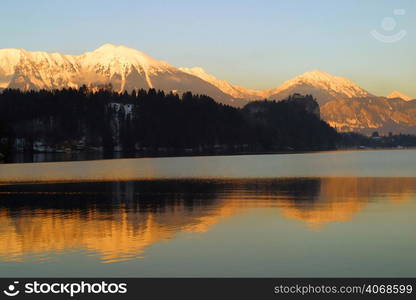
(0, 48, 78, 90)
(387, 91, 413, 101)
(179, 67, 267, 100)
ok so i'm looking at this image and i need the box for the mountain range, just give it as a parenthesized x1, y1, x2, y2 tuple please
(0, 44, 415, 134)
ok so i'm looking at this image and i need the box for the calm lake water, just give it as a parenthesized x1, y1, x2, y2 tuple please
(0, 149, 415, 277)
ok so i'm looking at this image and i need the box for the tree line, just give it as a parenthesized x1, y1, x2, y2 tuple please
(0, 87, 339, 159)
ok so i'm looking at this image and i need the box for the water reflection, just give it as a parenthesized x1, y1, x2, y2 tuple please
(279, 177, 416, 230)
(0, 177, 415, 263)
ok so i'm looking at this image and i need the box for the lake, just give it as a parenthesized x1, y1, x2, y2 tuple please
(0, 149, 415, 277)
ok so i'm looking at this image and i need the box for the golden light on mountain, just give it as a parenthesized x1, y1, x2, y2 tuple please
(387, 91, 413, 101)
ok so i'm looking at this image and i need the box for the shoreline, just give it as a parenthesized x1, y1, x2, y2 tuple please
(2, 146, 414, 165)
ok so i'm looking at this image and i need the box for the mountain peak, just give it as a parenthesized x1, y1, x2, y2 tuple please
(81, 44, 172, 75)
(297, 70, 347, 82)
(301, 70, 331, 78)
(96, 43, 120, 49)
(272, 70, 372, 101)
(387, 91, 413, 101)
(92, 43, 151, 58)
(94, 43, 134, 52)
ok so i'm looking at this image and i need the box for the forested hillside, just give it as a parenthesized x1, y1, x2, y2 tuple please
(0, 87, 339, 160)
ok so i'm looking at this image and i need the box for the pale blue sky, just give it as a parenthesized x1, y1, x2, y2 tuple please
(1, 0, 415, 97)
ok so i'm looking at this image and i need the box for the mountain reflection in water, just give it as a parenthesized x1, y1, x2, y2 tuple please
(0, 177, 415, 264)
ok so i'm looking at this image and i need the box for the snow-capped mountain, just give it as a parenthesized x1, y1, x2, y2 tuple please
(79, 44, 175, 90)
(387, 91, 413, 101)
(176, 67, 416, 133)
(2, 44, 416, 134)
(0, 45, 376, 106)
(180, 68, 372, 105)
(0, 44, 236, 104)
(267, 70, 372, 105)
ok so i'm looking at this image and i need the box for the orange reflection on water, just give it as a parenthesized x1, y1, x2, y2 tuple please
(0, 199, 243, 263)
(0, 177, 415, 263)
(278, 178, 416, 230)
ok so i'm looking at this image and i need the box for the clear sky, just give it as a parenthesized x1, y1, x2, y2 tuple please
(1, 0, 415, 97)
